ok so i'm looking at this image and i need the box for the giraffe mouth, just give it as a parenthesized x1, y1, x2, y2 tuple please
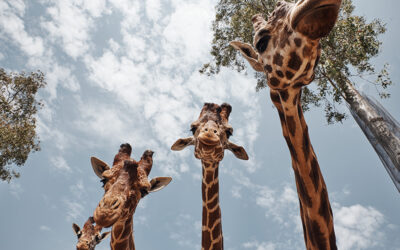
(198, 136, 220, 146)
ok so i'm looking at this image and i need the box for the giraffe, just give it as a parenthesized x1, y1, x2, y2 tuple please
(171, 103, 248, 250)
(72, 216, 110, 250)
(230, 0, 341, 249)
(91, 143, 172, 250)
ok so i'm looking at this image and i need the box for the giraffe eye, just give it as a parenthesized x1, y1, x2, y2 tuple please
(255, 29, 271, 53)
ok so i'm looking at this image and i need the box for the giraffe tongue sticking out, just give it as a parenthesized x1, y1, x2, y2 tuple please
(230, 0, 341, 249)
(171, 103, 248, 250)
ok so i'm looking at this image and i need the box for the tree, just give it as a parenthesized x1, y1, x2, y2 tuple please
(201, 0, 400, 191)
(0, 68, 46, 182)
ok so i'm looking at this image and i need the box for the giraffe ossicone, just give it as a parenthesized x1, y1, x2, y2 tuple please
(172, 102, 248, 250)
(230, 1, 341, 249)
(92, 143, 172, 250)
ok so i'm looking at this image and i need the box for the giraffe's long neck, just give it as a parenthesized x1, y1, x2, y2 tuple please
(110, 216, 135, 250)
(201, 160, 223, 250)
(270, 88, 337, 250)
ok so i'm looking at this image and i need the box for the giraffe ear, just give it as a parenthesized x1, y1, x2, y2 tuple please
(226, 141, 249, 160)
(171, 137, 194, 151)
(98, 231, 111, 241)
(72, 223, 81, 236)
(230, 41, 264, 72)
(91, 157, 111, 179)
(149, 177, 172, 193)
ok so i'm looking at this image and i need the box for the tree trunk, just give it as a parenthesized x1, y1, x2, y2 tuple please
(343, 81, 400, 192)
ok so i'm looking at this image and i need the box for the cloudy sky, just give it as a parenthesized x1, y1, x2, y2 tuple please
(1, 0, 399, 249)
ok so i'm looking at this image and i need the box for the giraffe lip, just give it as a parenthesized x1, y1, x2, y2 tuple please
(198, 136, 219, 146)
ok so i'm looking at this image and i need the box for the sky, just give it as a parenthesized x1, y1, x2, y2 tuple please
(0, 0, 399, 249)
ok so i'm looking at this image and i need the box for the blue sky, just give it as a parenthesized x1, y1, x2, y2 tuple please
(0, 0, 399, 249)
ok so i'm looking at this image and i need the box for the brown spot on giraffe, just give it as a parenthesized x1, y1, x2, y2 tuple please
(319, 188, 332, 225)
(171, 103, 248, 250)
(269, 77, 280, 87)
(286, 115, 296, 137)
(286, 70, 294, 80)
(231, 0, 341, 249)
(273, 53, 284, 66)
(264, 64, 273, 73)
(279, 89, 289, 102)
(294, 37, 302, 47)
(310, 157, 320, 192)
(276, 70, 284, 78)
(288, 51, 302, 70)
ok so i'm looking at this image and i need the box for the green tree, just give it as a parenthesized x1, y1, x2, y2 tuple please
(201, 0, 400, 191)
(201, 0, 392, 124)
(0, 68, 46, 182)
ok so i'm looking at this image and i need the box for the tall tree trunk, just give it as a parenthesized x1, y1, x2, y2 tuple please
(343, 81, 400, 192)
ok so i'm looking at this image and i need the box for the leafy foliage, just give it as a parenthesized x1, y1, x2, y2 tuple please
(201, 0, 392, 124)
(0, 68, 46, 182)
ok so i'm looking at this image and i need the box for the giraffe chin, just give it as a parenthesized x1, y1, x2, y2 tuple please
(93, 210, 120, 228)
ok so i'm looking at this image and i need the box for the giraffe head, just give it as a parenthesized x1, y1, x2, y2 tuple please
(231, 0, 341, 90)
(171, 103, 248, 162)
(92, 144, 172, 228)
(72, 216, 110, 250)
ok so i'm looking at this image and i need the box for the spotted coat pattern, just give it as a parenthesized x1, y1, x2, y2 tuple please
(231, 1, 342, 249)
(94, 145, 153, 250)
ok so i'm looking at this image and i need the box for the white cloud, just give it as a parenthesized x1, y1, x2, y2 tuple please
(108, 0, 141, 30)
(37, 115, 70, 150)
(231, 185, 242, 198)
(50, 156, 72, 173)
(169, 214, 200, 249)
(64, 199, 84, 222)
(255, 184, 300, 227)
(162, 0, 214, 63)
(243, 240, 276, 250)
(146, 0, 162, 22)
(253, 182, 387, 249)
(334, 204, 385, 250)
(40, 0, 106, 59)
(9, 182, 23, 199)
(70, 180, 85, 199)
(108, 38, 120, 53)
(40, 225, 51, 231)
(0, 1, 44, 57)
(82, 0, 108, 18)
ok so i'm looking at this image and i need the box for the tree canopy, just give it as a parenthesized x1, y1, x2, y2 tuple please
(0, 68, 46, 182)
(201, 0, 392, 124)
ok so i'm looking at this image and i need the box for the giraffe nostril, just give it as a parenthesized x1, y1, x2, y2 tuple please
(205, 128, 208, 132)
(111, 199, 119, 208)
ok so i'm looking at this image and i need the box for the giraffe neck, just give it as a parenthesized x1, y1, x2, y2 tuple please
(201, 160, 223, 250)
(270, 88, 337, 250)
(110, 216, 135, 250)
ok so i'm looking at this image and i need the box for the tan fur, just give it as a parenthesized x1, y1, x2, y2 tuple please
(172, 103, 248, 250)
(231, 1, 342, 249)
